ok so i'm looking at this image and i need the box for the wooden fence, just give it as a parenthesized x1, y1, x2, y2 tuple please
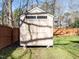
(54, 28, 79, 36)
(0, 25, 19, 49)
(0, 25, 79, 49)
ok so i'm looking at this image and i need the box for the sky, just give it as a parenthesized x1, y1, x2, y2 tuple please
(59, 0, 69, 12)
(12, 0, 70, 12)
(0, 0, 2, 11)
(12, 0, 44, 11)
(0, 0, 79, 12)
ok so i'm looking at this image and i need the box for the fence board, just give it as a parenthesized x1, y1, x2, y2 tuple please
(54, 28, 79, 36)
(0, 25, 19, 49)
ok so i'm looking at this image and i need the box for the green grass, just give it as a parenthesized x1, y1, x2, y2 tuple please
(0, 36, 79, 59)
(54, 35, 79, 45)
(0, 47, 74, 59)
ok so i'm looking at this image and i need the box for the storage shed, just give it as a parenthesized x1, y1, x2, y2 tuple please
(20, 7, 53, 47)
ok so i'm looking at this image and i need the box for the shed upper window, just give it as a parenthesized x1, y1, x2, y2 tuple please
(26, 16, 36, 19)
(37, 16, 47, 19)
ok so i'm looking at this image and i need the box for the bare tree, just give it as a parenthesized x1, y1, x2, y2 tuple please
(52, 0, 56, 15)
(2, 0, 4, 25)
(2, 0, 13, 27)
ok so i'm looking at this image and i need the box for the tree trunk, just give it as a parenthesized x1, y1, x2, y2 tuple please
(2, 0, 13, 27)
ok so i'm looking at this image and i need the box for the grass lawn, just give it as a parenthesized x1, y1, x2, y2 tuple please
(0, 36, 79, 59)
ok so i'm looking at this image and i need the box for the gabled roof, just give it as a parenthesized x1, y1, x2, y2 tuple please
(28, 7, 46, 13)
(23, 7, 53, 17)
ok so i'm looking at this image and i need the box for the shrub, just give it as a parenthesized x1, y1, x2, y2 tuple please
(70, 18, 79, 28)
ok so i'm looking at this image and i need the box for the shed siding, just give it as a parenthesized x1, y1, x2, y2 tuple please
(20, 8, 53, 47)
